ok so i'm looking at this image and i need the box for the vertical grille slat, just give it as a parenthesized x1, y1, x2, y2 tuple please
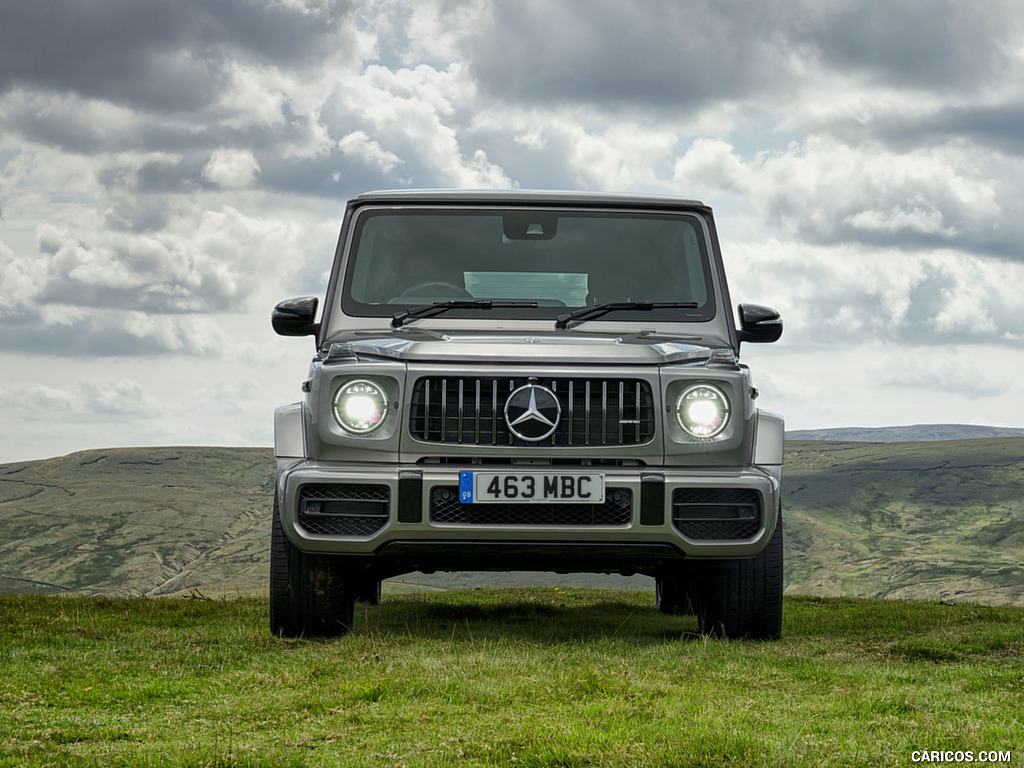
(423, 380, 431, 441)
(618, 381, 624, 444)
(550, 380, 558, 446)
(601, 381, 608, 444)
(411, 377, 655, 447)
(507, 381, 514, 445)
(584, 381, 591, 445)
(440, 379, 448, 443)
(568, 380, 574, 446)
(474, 379, 481, 444)
(457, 379, 464, 443)
(491, 380, 498, 446)
(635, 382, 641, 442)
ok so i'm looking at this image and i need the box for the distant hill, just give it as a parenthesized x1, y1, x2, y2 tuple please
(0, 447, 273, 597)
(787, 424, 1024, 442)
(2, 439, 1023, 605)
(783, 438, 1024, 606)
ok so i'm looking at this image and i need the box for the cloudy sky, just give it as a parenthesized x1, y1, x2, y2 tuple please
(1, 0, 1023, 462)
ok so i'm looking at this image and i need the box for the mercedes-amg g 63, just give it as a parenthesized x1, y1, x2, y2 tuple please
(271, 190, 785, 638)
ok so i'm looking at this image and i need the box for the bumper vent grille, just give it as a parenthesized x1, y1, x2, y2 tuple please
(671, 488, 761, 540)
(297, 484, 389, 537)
(410, 376, 655, 447)
(430, 486, 632, 526)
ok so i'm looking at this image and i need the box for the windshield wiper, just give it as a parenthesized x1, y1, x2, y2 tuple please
(392, 300, 538, 328)
(554, 301, 699, 330)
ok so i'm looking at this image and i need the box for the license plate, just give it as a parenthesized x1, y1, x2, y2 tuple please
(460, 472, 605, 504)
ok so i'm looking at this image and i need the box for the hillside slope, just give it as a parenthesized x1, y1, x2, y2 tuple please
(0, 447, 273, 597)
(1, 440, 1022, 604)
(785, 438, 1024, 605)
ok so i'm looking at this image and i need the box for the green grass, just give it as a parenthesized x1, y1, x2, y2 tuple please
(1, 589, 1021, 767)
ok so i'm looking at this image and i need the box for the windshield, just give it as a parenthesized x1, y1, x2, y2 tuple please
(341, 207, 716, 323)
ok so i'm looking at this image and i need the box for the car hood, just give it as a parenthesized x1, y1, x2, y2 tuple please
(324, 330, 730, 366)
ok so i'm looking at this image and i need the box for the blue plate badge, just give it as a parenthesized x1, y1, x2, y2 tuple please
(459, 471, 473, 503)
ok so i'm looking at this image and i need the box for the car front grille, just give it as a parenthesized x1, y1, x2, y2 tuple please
(410, 376, 655, 447)
(430, 486, 632, 526)
(297, 484, 390, 536)
(671, 488, 761, 540)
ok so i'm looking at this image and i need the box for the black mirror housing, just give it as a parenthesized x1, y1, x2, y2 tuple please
(272, 296, 320, 337)
(737, 303, 783, 343)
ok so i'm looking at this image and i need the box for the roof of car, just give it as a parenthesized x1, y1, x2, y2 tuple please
(353, 188, 707, 209)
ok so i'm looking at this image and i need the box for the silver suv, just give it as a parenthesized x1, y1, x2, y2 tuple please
(271, 190, 784, 639)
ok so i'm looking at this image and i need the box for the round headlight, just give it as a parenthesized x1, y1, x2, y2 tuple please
(332, 379, 389, 435)
(675, 383, 731, 439)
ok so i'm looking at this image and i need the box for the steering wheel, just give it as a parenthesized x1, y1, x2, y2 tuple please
(398, 281, 473, 299)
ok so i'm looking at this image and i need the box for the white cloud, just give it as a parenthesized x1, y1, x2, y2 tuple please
(672, 137, 749, 196)
(0, 139, 99, 203)
(0, 367, 281, 461)
(338, 62, 514, 188)
(567, 123, 677, 190)
(675, 136, 1008, 254)
(338, 130, 402, 174)
(2, 89, 145, 152)
(400, 0, 492, 64)
(2, 378, 159, 419)
(876, 349, 1012, 399)
(0, 200, 335, 356)
(741, 338, 1024, 430)
(24, 215, 245, 314)
(845, 197, 957, 238)
(218, 62, 292, 129)
(724, 239, 1024, 347)
(202, 149, 261, 189)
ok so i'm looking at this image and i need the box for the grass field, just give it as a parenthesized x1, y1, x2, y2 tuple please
(1, 589, 1021, 767)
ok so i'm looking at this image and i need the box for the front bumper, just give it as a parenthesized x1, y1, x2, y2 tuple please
(276, 459, 782, 569)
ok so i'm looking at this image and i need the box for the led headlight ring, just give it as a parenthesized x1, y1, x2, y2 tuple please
(332, 379, 389, 435)
(676, 383, 731, 439)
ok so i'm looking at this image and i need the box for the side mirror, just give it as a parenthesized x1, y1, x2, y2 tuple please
(737, 304, 783, 344)
(272, 296, 320, 337)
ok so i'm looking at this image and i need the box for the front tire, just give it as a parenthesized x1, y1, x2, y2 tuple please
(270, 497, 356, 638)
(357, 579, 383, 606)
(655, 573, 695, 616)
(692, 508, 784, 640)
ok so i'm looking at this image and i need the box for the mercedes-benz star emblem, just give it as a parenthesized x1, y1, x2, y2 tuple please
(504, 384, 561, 441)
